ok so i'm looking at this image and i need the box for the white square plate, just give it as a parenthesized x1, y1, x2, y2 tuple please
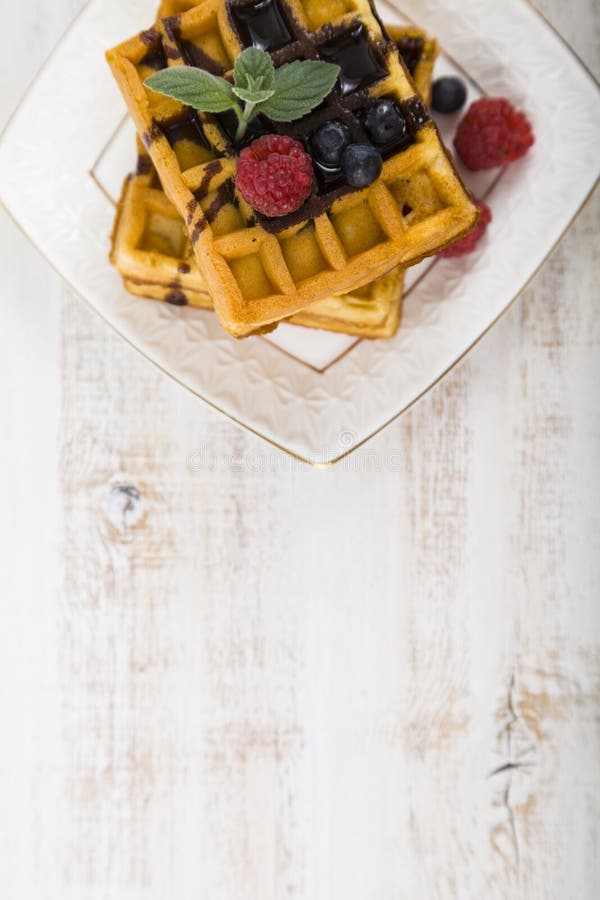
(1, 0, 598, 464)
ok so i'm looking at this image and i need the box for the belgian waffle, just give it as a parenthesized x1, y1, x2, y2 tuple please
(112, 165, 404, 338)
(111, 3, 433, 339)
(107, 0, 473, 337)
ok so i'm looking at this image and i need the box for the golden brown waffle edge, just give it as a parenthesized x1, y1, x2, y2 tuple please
(112, 169, 405, 338)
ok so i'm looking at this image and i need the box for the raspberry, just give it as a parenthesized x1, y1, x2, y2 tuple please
(236, 135, 313, 217)
(454, 98, 534, 170)
(439, 201, 492, 258)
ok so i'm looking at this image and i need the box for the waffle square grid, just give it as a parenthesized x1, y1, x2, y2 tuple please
(157, 0, 439, 101)
(112, 159, 405, 337)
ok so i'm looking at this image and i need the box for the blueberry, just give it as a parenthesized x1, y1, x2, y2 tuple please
(341, 143, 382, 188)
(431, 77, 467, 114)
(311, 121, 352, 166)
(365, 99, 409, 145)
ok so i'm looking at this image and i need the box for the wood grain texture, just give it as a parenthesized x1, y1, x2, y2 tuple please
(0, 1, 598, 897)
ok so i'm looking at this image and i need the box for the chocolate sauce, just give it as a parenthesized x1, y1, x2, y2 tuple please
(185, 198, 199, 225)
(165, 292, 188, 306)
(193, 160, 225, 202)
(164, 43, 182, 61)
(136, 154, 153, 176)
(216, 109, 269, 148)
(403, 96, 429, 131)
(161, 112, 212, 151)
(190, 218, 207, 242)
(311, 160, 345, 190)
(140, 44, 167, 71)
(179, 39, 226, 74)
(254, 180, 353, 234)
(318, 23, 387, 96)
(395, 36, 424, 76)
(229, 0, 293, 52)
(369, 1, 391, 42)
(142, 121, 163, 148)
(141, 27, 159, 45)
(205, 180, 238, 223)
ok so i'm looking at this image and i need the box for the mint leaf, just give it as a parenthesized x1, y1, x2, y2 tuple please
(232, 86, 275, 104)
(145, 67, 237, 113)
(234, 48, 275, 93)
(258, 60, 340, 121)
(145, 53, 339, 144)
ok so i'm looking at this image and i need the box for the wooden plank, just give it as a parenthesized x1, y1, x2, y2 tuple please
(0, 0, 598, 897)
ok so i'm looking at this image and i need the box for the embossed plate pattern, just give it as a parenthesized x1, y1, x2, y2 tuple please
(0, 0, 598, 463)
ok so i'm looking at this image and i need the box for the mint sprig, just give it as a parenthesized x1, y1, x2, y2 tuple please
(145, 48, 340, 142)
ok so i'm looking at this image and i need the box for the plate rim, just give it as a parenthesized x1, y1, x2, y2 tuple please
(0, 0, 598, 468)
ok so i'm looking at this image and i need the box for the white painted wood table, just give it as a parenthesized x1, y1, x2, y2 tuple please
(1, 2, 598, 897)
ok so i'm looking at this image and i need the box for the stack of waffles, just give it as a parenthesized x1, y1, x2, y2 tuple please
(108, 0, 477, 338)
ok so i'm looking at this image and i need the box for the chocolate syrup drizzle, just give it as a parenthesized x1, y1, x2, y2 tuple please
(395, 35, 425, 76)
(146, 0, 430, 234)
